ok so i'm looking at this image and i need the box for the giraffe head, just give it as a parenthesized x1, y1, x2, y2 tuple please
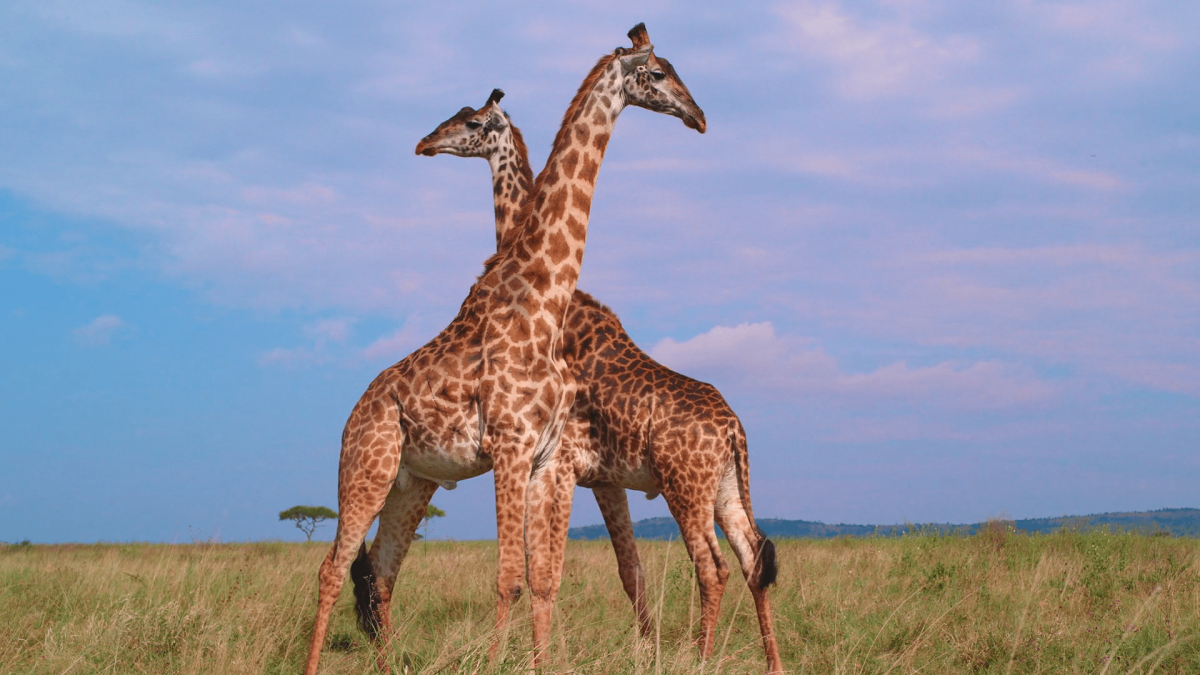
(415, 88, 511, 157)
(617, 23, 706, 133)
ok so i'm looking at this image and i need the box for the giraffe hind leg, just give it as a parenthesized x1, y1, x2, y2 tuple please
(713, 463, 783, 674)
(304, 406, 405, 675)
(665, 491, 728, 661)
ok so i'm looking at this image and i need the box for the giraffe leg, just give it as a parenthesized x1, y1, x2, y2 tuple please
(594, 486, 651, 636)
(488, 434, 538, 660)
(356, 477, 440, 670)
(714, 465, 783, 674)
(665, 491, 728, 661)
(525, 454, 577, 666)
(304, 402, 404, 675)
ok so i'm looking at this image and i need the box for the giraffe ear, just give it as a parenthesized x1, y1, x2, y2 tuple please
(484, 109, 509, 133)
(618, 46, 652, 74)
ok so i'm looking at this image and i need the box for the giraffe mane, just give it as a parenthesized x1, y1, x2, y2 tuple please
(508, 122, 535, 187)
(478, 51, 619, 277)
(572, 290, 618, 321)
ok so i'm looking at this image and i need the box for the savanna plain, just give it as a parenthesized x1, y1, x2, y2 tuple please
(3, 526, 1199, 674)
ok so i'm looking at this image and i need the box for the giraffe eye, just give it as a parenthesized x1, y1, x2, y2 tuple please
(650, 70, 666, 82)
(465, 120, 483, 130)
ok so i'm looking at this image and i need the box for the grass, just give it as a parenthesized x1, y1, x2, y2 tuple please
(3, 526, 1200, 673)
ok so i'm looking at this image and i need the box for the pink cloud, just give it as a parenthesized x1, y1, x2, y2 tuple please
(803, 240, 1200, 395)
(773, 1, 980, 101)
(651, 322, 1058, 411)
(361, 321, 430, 362)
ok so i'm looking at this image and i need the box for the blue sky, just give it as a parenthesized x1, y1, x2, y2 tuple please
(2, 1, 1198, 543)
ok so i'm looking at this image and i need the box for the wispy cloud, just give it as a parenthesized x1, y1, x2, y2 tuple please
(257, 345, 321, 367)
(71, 314, 128, 347)
(259, 316, 355, 367)
(945, 147, 1125, 191)
(305, 317, 354, 344)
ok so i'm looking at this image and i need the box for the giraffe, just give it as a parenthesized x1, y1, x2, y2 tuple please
(409, 92, 783, 672)
(303, 24, 705, 675)
(409, 88, 652, 636)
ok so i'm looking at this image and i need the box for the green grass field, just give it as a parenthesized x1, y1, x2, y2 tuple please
(3, 527, 1200, 674)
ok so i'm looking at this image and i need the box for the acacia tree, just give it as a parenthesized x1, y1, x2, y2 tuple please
(421, 504, 445, 544)
(279, 505, 338, 542)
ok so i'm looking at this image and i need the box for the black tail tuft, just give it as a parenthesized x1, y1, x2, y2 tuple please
(757, 538, 778, 589)
(351, 542, 382, 640)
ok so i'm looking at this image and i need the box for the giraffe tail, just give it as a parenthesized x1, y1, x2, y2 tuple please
(351, 542, 383, 639)
(732, 420, 777, 589)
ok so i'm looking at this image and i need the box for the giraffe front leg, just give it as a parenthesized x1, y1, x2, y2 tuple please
(594, 486, 651, 637)
(525, 454, 578, 666)
(489, 438, 536, 661)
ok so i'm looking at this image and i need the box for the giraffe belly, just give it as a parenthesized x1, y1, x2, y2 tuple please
(578, 461, 659, 497)
(567, 426, 660, 496)
(400, 439, 492, 488)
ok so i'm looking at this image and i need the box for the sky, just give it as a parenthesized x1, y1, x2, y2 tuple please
(2, 1, 1198, 543)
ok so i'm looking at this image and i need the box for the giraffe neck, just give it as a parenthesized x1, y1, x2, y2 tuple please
(486, 124, 534, 251)
(497, 55, 626, 326)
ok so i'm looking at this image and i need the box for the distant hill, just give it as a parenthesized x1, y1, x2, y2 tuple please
(567, 508, 1200, 541)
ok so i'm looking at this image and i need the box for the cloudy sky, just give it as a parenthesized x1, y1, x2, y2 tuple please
(2, 1, 1197, 543)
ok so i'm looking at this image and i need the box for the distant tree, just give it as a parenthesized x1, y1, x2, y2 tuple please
(422, 504, 445, 543)
(279, 505, 338, 542)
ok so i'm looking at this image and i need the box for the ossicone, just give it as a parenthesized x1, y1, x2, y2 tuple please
(627, 22, 650, 49)
(487, 88, 505, 105)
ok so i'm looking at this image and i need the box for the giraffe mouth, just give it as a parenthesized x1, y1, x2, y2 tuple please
(682, 110, 706, 134)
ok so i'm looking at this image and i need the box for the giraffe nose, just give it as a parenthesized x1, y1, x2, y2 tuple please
(683, 108, 706, 134)
(415, 136, 438, 156)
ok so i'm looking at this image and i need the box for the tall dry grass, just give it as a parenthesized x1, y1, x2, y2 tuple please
(2, 527, 1199, 673)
